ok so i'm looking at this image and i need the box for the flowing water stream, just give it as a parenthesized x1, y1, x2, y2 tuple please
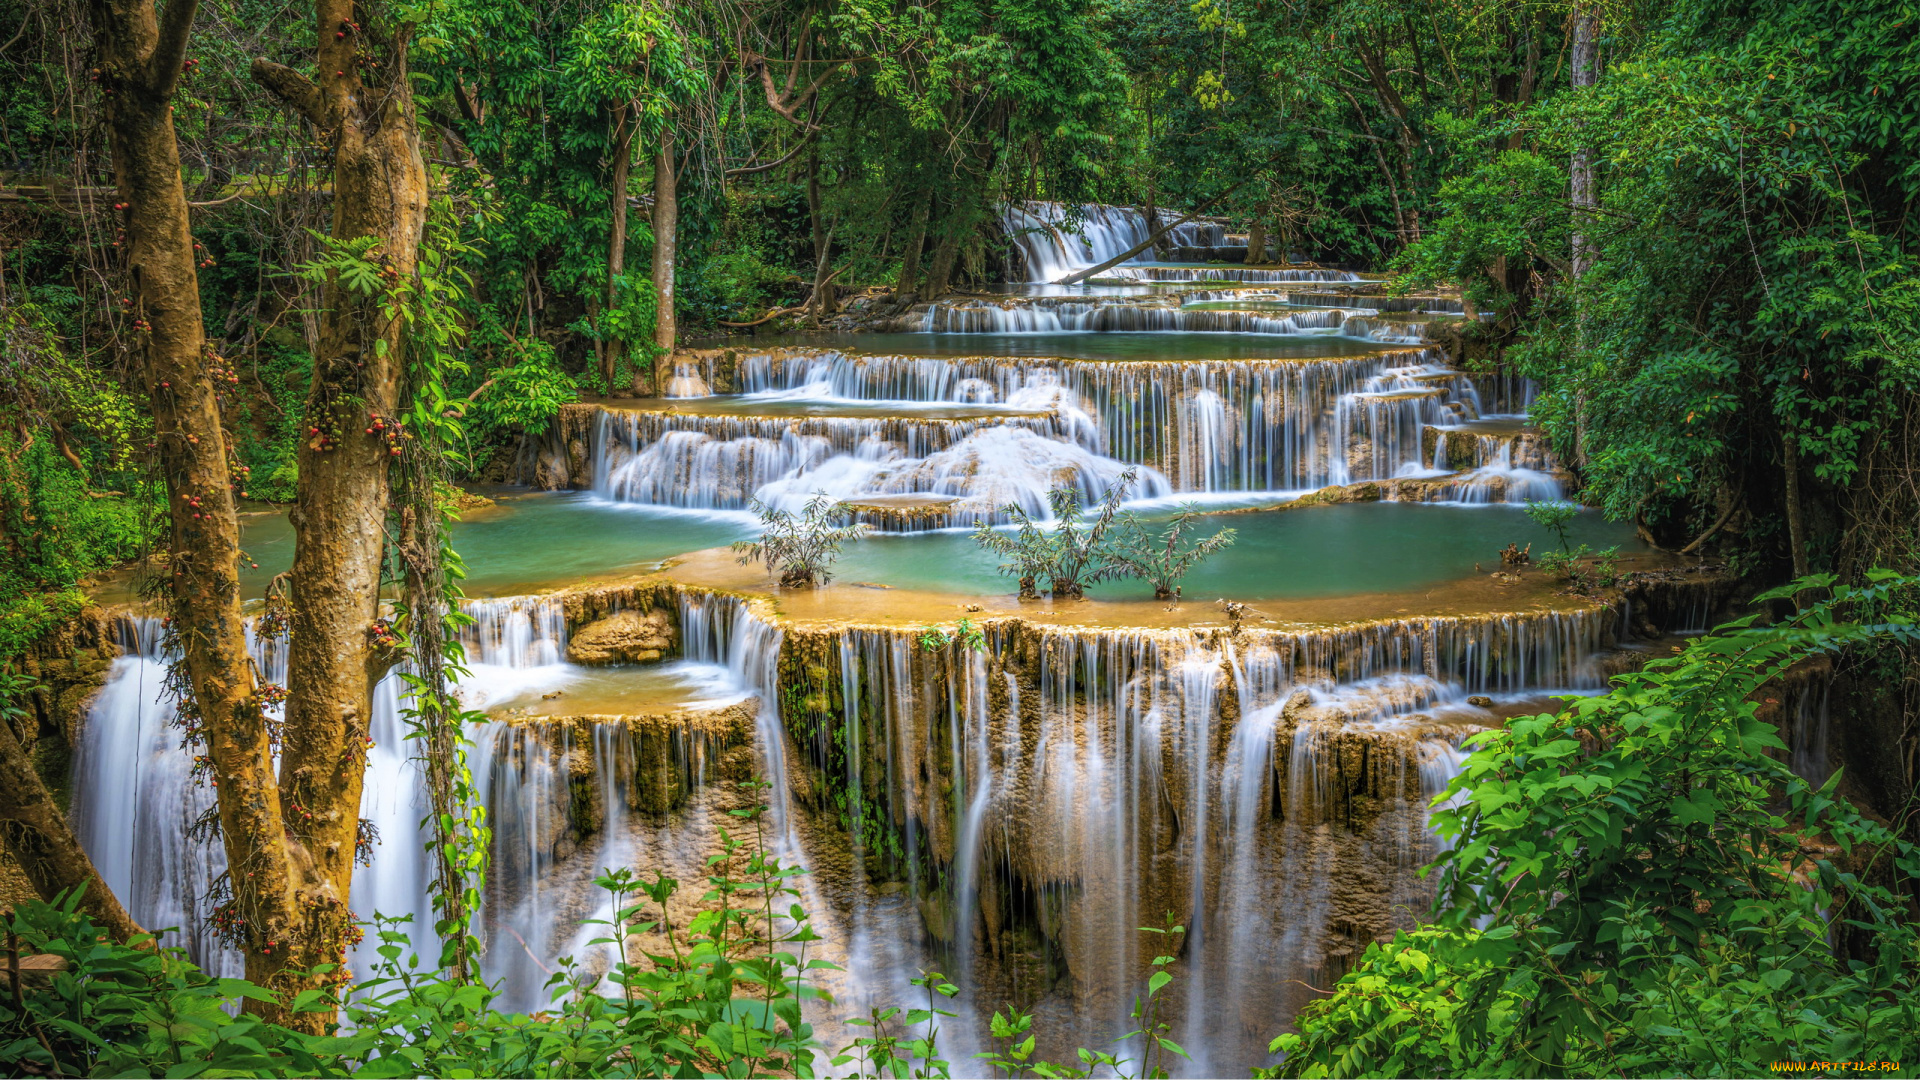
(69, 203, 1708, 1075)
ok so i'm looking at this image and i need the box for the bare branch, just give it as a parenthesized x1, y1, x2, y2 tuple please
(250, 57, 324, 126)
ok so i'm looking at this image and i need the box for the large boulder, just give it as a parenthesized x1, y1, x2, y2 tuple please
(566, 608, 675, 665)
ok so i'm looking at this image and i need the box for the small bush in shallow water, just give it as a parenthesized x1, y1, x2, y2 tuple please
(1116, 506, 1237, 602)
(1522, 497, 1580, 553)
(733, 491, 866, 588)
(974, 469, 1138, 600)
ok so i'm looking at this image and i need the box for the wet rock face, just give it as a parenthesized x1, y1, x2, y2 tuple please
(566, 609, 676, 665)
(519, 403, 597, 489)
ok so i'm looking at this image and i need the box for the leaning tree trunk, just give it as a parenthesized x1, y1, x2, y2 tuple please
(0, 710, 140, 939)
(650, 131, 678, 394)
(89, 0, 276, 946)
(252, 0, 427, 1030)
(1244, 218, 1267, 264)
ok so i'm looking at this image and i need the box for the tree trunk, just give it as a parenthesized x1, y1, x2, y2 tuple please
(1784, 432, 1810, 586)
(251, 0, 428, 1029)
(650, 132, 678, 394)
(804, 146, 835, 321)
(1569, 3, 1600, 468)
(0, 715, 141, 940)
(1570, 3, 1599, 277)
(90, 0, 270, 949)
(1340, 85, 1409, 248)
(895, 185, 930, 300)
(920, 191, 959, 301)
(604, 106, 636, 396)
(1508, 14, 1542, 151)
(1244, 218, 1267, 264)
(1054, 182, 1250, 286)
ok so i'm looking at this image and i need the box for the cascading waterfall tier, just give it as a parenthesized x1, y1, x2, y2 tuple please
(768, 602, 1622, 1073)
(1001, 202, 1158, 283)
(68, 590, 768, 1000)
(896, 297, 1409, 340)
(581, 347, 1514, 503)
(64, 565, 1735, 1076)
(586, 403, 1133, 524)
(1097, 266, 1361, 284)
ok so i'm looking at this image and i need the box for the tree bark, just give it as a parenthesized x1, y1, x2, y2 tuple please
(252, 0, 427, 1029)
(1570, 3, 1599, 278)
(1358, 37, 1421, 242)
(1569, 3, 1600, 467)
(0, 715, 141, 941)
(1508, 14, 1541, 151)
(804, 145, 835, 320)
(920, 189, 959, 301)
(1784, 432, 1810, 589)
(894, 185, 930, 300)
(90, 0, 271, 951)
(604, 104, 636, 396)
(650, 132, 678, 394)
(1244, 218, 1267, 264)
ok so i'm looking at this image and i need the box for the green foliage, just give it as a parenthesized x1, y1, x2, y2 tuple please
(916, 618, 986, 654)
(0, 895, 335, 1077)
(1522, 498, 1579, 554)
(468, 337, 579, 435)
(1272, 575, 1920, 1077)
(1115, 506, 1236, 601)
(1535, 544, 1624, 593)
(0, 301, 157, 654)
(733, 493, 867, 588)
(0, 435, 155, 661)
(973, 471, 1138, 600)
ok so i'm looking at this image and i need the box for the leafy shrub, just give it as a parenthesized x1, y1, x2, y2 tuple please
(0, 440, 152, 589)
(974, 470, 1139, 600)
(732, 492, 866, 588)
(1271, 575, 1920, 1078)
(469, 337, 579, 436)
(1115, 506, 1237, 601)
(0, 893, 332, 1077)
(1522, 497, 1579, 553)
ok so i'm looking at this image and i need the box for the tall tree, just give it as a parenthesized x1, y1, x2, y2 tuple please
(84, 0, 267, 948)
(248, 0, 428, 1026)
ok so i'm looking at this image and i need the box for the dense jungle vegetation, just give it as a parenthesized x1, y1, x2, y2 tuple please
(1, 0, 1917, 1074)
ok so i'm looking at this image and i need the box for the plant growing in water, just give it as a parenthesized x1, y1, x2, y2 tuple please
(917, 617, 987, 653)
(1523, 497, 1580, 553)
(732, 491, 866, 588)
(1116, 505, 1238, 601)
(973, 468, 1138, 600)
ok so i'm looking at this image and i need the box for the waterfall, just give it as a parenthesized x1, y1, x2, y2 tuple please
(917, 298, 1374, 337)
(1002, 202, 1155, 283)
(588, 396, 1167, 525)
(69, 617, 438, 980)
(777, 607, 1608, 1074)
(1101, 266, 1363, 284)
(580, 347, 1555, 519)
(70, 618, 241, 975)
(66, 570, 1635, 1073)
(724, 347, 1489, 494)
(1412, 436, 1564, 505)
